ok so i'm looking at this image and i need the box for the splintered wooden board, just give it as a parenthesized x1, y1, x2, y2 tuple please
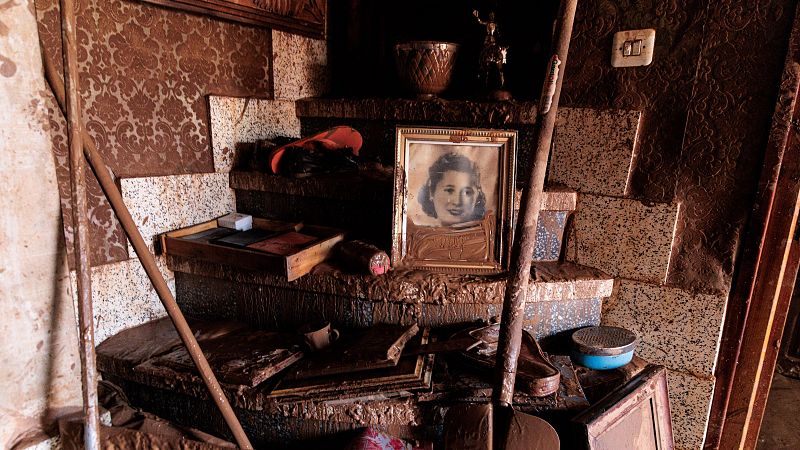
(136, 329, 304, 387)
(285, 324, 420, 380)
(268, 329, 432, 400)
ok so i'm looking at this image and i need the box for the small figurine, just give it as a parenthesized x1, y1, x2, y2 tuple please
(474, 10, 511, 101)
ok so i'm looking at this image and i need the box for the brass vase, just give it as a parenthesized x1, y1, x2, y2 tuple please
(395, 41, 459, 100)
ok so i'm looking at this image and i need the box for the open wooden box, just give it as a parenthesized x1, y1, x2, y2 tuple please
(161, 217, 345, 281)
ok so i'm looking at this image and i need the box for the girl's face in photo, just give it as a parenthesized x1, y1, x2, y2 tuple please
(431, 170, 478, 225)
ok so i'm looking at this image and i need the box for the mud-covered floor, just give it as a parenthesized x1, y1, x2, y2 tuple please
(757, 372, 800, 449)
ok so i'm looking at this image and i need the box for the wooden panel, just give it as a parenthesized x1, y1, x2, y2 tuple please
(270, 329, 432, 400)
(139, 329, 304, 387)
(778, 268, 800, 377)
(285, 324, 419, 379)
(138, 0, 326, 38)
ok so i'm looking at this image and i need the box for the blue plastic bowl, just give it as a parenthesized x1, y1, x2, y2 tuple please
(571, 349, 635, 370)
(571, 326, 637, 371)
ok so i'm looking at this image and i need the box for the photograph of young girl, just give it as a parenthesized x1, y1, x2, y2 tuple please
(406, 144, 499, 228)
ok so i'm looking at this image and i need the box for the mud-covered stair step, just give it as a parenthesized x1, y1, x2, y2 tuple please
(231, 170, 575, 262)
(169, 256, 612, 338)
(231, 168, 393, 249)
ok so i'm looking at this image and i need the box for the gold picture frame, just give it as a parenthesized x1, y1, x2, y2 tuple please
(391, 127, 517, 274)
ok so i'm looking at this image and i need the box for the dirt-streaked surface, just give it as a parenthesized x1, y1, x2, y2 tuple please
(758, 373, 800, 450)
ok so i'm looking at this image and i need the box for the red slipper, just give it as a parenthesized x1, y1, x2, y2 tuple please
(269, 126, 363, 174)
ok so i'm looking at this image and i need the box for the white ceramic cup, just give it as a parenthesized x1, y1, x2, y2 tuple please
(300, 322, 340, 351)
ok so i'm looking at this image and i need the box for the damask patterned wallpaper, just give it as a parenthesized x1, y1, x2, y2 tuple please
(561, 0, 794, 294)
(36, 0, 272, 265)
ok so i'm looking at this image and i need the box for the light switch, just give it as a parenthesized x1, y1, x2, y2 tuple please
(611, 29, 655, 67)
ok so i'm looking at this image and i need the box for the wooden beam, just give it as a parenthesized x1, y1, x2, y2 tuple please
(743, 195, 800, 448)
(720, 144, 800, 449)
(494, 0, 578, 406)
(57, 0, 100, 448)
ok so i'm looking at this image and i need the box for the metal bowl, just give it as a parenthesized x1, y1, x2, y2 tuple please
(395, 41, 459, 99)
(571, 326, 637, 370)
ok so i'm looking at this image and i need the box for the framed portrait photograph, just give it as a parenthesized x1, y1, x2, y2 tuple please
(391, 127, 517, 274)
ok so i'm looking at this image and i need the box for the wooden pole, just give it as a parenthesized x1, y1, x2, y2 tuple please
(494, 0, 578, 407)
(41, 46, 254, 450)
(57, 1, 101, 448)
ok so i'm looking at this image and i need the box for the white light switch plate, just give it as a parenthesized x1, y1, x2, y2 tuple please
(611, 29, 656, 68)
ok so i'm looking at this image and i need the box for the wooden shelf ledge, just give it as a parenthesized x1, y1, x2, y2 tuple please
(295, 97, 540, 126)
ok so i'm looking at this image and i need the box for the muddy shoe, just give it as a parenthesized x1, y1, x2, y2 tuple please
(515, 331, 561, 397)
(457, 324, 561, 397)
(268, 126, 363, 175)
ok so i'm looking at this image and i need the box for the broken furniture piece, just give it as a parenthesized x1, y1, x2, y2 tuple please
(285, 324, 419, 379)
(161, 217, 344, 281)
(571, 365, 674, 449)
(138, 329, 303, 388)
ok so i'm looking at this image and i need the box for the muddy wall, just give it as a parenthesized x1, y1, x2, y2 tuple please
(562, 1, 794, 295)
(0, 0, 285, 446)
(0, 1, 81, 447)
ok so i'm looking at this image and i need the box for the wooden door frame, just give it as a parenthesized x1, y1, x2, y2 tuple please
(706, 5, 800, 448)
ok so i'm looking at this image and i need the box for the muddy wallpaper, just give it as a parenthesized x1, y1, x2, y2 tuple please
(36, 0, 271, 265)
(561, 1, 794, 295)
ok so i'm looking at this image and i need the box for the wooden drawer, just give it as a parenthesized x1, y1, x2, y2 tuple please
(161, 217, 345, 281)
